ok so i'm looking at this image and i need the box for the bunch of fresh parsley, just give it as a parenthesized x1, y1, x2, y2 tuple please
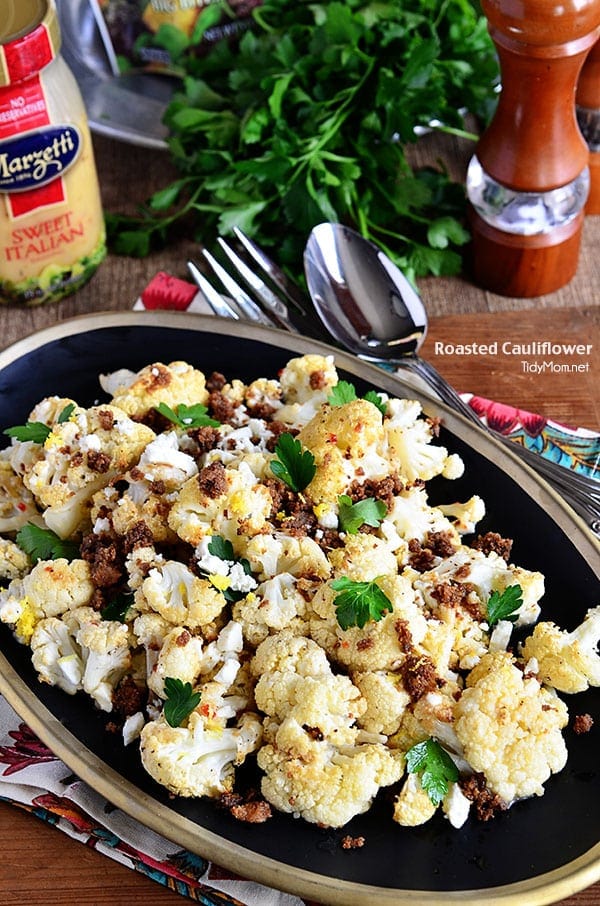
(107, 0, 499, 280)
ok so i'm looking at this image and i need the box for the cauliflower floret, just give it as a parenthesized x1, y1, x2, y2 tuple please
(414, 547, 544, 628)
(257, 717, 404, 827)
(233, 573, 308, 646)
(520, 606, 600, 693)
(296, 399, 388, 504)
(4, 396, 81, 481)
(328, 533, 397, 582)
(244, 533, 330, 582)
(251, 630, 331, 678)
(105, 361, 208, 418)
(140, 709, 262, 798)
(383, 398, 464, 483)
(168, 461, 272, 547)
(138, 560, 227, 629)
(31, 607, 131, 711)
(310, 573, 427, 672)
(23, 405, 155, 538)
(0, 537, 30, 582)
(353, 671, 410, 736)
(393, 771, 438, 826)
(147, 625, 206, 698)
(125, 544, 165, 591)
(0, 459, 38, 532)
(387, 485, 458, 544)
(454, 651, 569, 803)
(0, 558, 94, 641)
(438, 496, 486, 535)
(275, 355, 338, 426)
(130, 431, 198, 488)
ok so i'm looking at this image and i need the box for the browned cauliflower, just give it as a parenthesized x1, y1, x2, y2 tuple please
(22, 405, 155, 538)
(520, 606, 600, 693)
(102, 361, 208, 418)
(454, 651, 569, 803)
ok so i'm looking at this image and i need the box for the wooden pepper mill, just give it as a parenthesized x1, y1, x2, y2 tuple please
(577, 38, 600, 213)
(467, 0, 600, 297)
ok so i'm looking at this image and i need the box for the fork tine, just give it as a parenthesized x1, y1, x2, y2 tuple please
(186, 260, 240, 321)
(216, 238, 299, 333)
(201, 248, 277, 329)
(232, 227, 309, 315)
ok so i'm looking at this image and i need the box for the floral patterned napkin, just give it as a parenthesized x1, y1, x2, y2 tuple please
(0, 271, 597, 906)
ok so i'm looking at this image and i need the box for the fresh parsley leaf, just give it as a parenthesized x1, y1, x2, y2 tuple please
(16, 523, 80, 564)
(328, 381, 357, 406)
(338, 495, 387, 535)
(406, 738, 459, 806)
(101, 591, 135, 623)
(331, 576, 391, 629)
(57, 403, 76, 424)
(207, 535, 235, 562)
(155, 401, 220, 429)
(106, 0, 499, 280)
(270, 433, 316, 493)
(4, 421, 52, 443)
(363, 390, 386, 415)
(328, 382, 386, 415)
(4, 403, 76, 443)
(163, 677, 201, 728)
(486, 585, 523, 627)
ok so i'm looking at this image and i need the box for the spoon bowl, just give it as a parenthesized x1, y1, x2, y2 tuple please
(303, 222, 427, 361)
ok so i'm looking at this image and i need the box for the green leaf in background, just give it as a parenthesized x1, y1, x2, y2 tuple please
(106, 0, 499, 279)
(338, 495, 387, 535)
(270, 433, 316, 493)
(486, 584, 523, 627)
(331, 575, 391, 629)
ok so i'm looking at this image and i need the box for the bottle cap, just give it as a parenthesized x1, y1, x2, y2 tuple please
(0, 0, 61, 87)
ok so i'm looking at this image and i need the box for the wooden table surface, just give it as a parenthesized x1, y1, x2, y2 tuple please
(0, 130, 598, 905)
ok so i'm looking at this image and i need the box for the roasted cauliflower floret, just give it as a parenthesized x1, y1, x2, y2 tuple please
(31, 606, 131, 711)
(383, 398, 464, 483)
(140, 709, 262, 798)
(137, 560, 227, 629)
(296, 399, 388, 504)
(310, 573, 427, 672)
(353, 671, 410, 736)
(103, 361, 208, 418)
(244, 532, 330, 582)
(168, 461, 272, 546)
(0, 537, 30, 582)
(520, 606, 600, 693)
(454, 651, 569, 803)
(276, 355, 338, 426)
(0, 458, 38, 533)
(23, 405, 155, 538)
(387, 485, 458, 545)
(328, 533, 397, 582)
(147, 625, 207, 698)
(257, 717, 404, 827)
(233, 573, 308, 646)
(0, 558, 94, 642)
(393, 771, 438, 826)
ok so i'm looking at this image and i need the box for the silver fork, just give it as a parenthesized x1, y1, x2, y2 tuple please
(188, 234, 600, 536)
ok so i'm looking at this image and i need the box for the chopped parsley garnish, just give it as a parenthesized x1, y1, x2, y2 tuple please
(406, 738, 459, 806)
(4, 403, 76, 443)
(328, 381, 386, 415)
(163, 677, 201, 728)
(155, 401, 220, 429)
(338, 495, 387, 535)
(331, 576, 391, 629)
(16, 523, 80, 564)
(270, 432, 316, 493)
(486, 584, 523, 628)
(101, 591, 135, 623)
(328, 381, 357, 406)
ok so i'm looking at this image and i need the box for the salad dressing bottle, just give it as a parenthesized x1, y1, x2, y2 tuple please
(0, 0, 106, 305)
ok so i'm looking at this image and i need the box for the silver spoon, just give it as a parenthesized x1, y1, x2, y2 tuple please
(303, 221, 600, 535)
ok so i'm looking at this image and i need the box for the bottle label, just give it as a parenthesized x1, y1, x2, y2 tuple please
(0, 125, 81, 194)
(0, 73, 69, 218)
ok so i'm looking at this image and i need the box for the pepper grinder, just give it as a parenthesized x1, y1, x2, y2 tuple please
(577, 38, 600, 213)
(466, 0, 600, 297)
